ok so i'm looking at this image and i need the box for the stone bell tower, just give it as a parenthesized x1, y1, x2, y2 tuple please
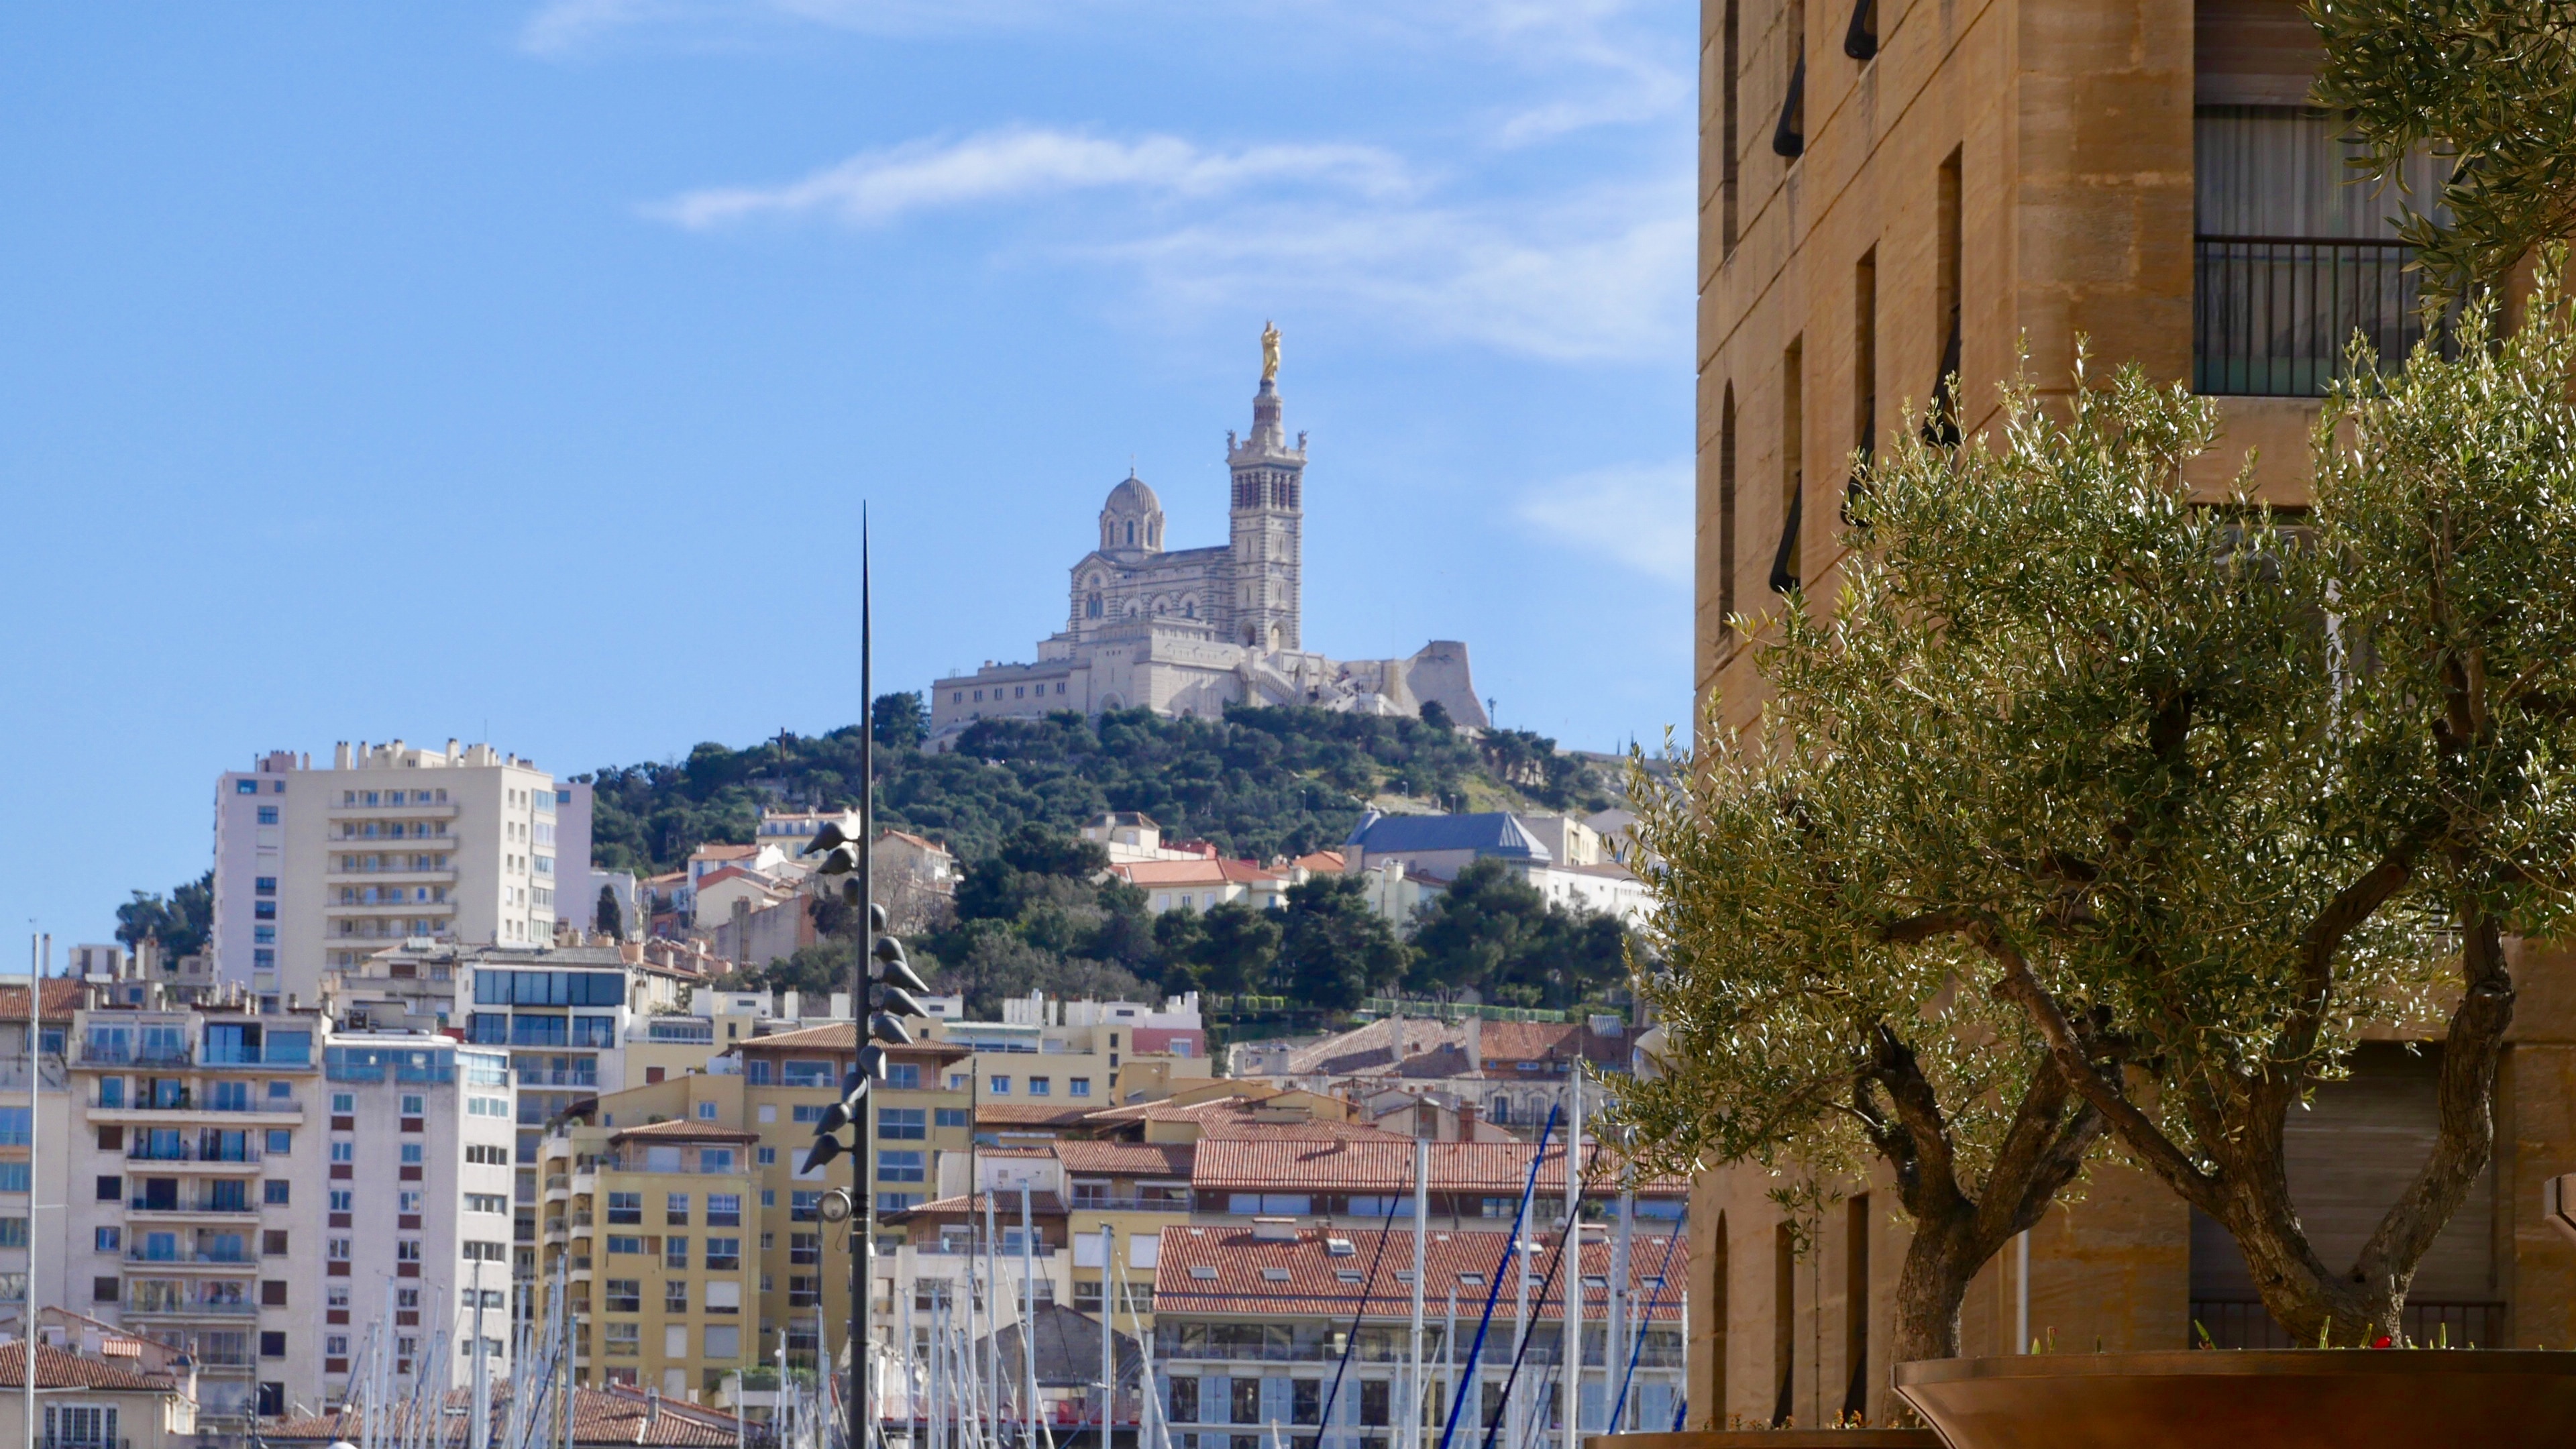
(1226, 323, 1305, 653)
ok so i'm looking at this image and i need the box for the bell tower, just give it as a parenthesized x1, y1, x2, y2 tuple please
(1226, 323, 1305, 653)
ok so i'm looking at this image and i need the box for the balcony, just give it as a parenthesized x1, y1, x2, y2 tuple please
(124, 1297, 259, 1318)
(1068, 1195, 1193, 1214)
(124, 1246, 260, 1269)
(2194, 237, 2454, 397)
(127, 1144, 263, 1167)
(128, 1197, 260, 1217)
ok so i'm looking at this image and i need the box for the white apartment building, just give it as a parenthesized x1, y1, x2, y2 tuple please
(0, 977, 76, 1329)
(61, 1000, 515, 1428)
(210, 740, 595, 1005)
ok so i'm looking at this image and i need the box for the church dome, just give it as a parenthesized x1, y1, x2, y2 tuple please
(1099, 470, 1165, 553)
(1104, 472, 1161, 517)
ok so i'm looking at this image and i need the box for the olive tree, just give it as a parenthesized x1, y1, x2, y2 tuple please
(1620, 277, 2576, 1352)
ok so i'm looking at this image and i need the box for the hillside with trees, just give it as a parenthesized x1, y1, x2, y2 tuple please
(581, 700, 1615, 879)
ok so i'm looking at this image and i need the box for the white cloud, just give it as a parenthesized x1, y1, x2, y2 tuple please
(651, 128, 1413, 230)
(1090, 176, 1690, 362)
(1513, 461, 1693, 581)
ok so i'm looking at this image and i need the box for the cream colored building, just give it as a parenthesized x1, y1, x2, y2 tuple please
(0, 1338, 199, 1449)
(211, 741, 593, 1005)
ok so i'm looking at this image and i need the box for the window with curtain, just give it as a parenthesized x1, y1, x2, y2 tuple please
(2195, 107, 2450, 238)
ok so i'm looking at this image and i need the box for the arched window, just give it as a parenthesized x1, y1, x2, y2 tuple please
(1085, 594, 1103, 619)
(1126, 521, 1136, 545)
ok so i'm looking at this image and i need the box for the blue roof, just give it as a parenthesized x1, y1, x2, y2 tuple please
(1344, 810, 1552, 863)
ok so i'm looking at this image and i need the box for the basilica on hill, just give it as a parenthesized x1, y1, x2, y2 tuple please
(926, 327, 1486, 747)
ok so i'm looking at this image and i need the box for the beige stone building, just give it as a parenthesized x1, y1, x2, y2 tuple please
(1688, 0, 2576, 1429)
(0, 1338, 199, 1449)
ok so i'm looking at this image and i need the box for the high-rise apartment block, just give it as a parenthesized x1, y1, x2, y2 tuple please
(60, 996, 515, 1431)
(211, 741, 594, 1004)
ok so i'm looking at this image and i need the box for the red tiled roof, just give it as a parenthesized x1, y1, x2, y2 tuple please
(1191, 1139, 1687, 1196)
(1294, 851, 1346, 873)
(0, 1342, 184, 1392)
(609, 1118, 761, 1144)
(741, 1022, 857, 1052)
(693, 844, 761, 861)
(262, 1385, 748, 1447)
(1053, 1140, 1195, 1177)
(1110, 859, 1289, 888)
(0, 979, 83, 1022)
(1152, 1224, 1686, 1322)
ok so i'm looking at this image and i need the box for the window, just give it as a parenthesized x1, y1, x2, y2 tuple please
(665, 1238, 689, 1269)
(95, 1176, 120, 1202)
(329, 1141, 354, 1164)
(396, 1240, 421, 1263)
(792, 1104, 826, 1124)
(704, 1326, 740, 1360)
(1232, 1379, 1262, 1424)
(757, 1148, 776, 1166)
(1028, 1077, 1051, 1096)
(262, 1230, 288, 1255)
(989, 1076, 1010, 1095)
(1293, 1381, 1322, 1426)
(789, 1275, 821, 1308)
(1360, 1381, 1390, 1427)
(606, 1236, 643, 1255)
(934, 1107, 970, 1129)
(880, 1108, 926, 1140)
(258, 806, 280, 824)
(237, 779, 260, 794)
(696, 1101, 718, 1121)
(264, 1180, 291, 1205)
(877, 1192, 921, 1213)
(255, 875, 277, 895)
(706, 1194, 741, 1228)
(791, 1191, 822, 1222)
(400, 1190, 423, 1214)
(1719, 384, 1738, 623)
(604, 1322, 641, 1358)
(706, 1237, 741, 1271)
(604, 1279, 641, 1312)
(1169, 1379, 1199, 1423)
(607, 1191, 642, 1225)
(1773, 335, 1803, 594)
(332, 1092, 355, 1113)
(92, 1277, 117, 1304)
(1069, 1079, 1091, 1097)
(464, 1193, 508, 1214)
(254, 902, 276, 920)
(885, 1062, 922, 1089)
(667, 1193, 691, 1226)
(260, 1331, 287, 1359)
(790, 1232, 821, 1265)
(95, 1227, 121, 1252)
(665, 1279, 690, 1313)
(879, 1150, 925, 1184)
(265, 1129, 292, 1155)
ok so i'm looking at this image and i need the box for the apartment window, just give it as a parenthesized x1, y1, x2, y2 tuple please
(989, 1076, 1010, 1095)
(789, 1275, 822, 1309)
(791, 1191, 822, 1223)
(399, 1191, 424, 1214)
(95, 1177, 120, 1202)
(879, 1151, 926, 1184)
(252, 949, 275, 969)
(757, 1148, 776, 1166)
(1169, 1379, 1199, 1424)
(255, 876, 276, 895)
(880, 1108, 926, 1141)
(695, 1101, 717, 1121)
(877, 1192, 922, 1213)
(260, 1331, 287, 1359)
(666, 1280, 690, 1313)
(1721, 0, 1740, 252)
(886, 1062, 922, 1089)
(396, 1240, 421, 1263)
(1028, 1077, 1052, 1097)
(265, 1179, 290, 1205)
(792, 1104, 826, 1124)
(704, 1326, 740, 1360)
(706, 1194, 741, 1228)
(95, 1227, 121, 1252)
(237, 779, 260, 794)
(1232, 1379, 1262, 1424)
(1069, 1079, 1091, 1098)
(1360, 1381, 1390, 1428)
(665, 1238, 689, 1269)
(329, 1141, 353, 1165)
(667, 1193, 692, 1226)
(254, 902, 276, 920)
(466, 1193, 507, 1214)
(606, 1236, 643, 1255)
(328, 1190, 352, 1212)
(604, 1322, 641, 1358)
(790, 1232, 821, 1265)
(934, 1108, 970, 1129)
(262, 1230, 289, 1255)
(605, 1279, 641, 1313)
(947, 1074, 969, 1091)
(1772, 336, 1804, 595)
(92, 1278, 117, 1304)
(265, 1129, 292, 1155)
(258, 806, 280, 824)
(332, 1093, 355, 1113)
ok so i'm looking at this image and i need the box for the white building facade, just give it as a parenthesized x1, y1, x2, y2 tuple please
(210, 741, 594, 1005)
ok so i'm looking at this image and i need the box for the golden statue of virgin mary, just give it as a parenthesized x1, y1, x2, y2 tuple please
(1260, 321, 1281, 382)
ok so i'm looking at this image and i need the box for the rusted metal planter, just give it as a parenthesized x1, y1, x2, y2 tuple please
(1576, 1423, 1937, 1433)
(1895, 1349, 2576, 1448)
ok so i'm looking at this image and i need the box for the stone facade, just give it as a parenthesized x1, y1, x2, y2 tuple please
(1688, 0, 2576, 1430)
(928, 347, 1487, 743)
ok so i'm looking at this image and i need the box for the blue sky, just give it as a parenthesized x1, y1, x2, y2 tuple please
(1, 0, 1697, 949)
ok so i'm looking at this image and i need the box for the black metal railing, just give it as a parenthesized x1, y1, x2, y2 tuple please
(2190, 1298, 2506, 1349)
(2194, 237, 2453, 397)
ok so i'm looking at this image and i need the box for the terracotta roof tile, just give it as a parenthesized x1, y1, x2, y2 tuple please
(0, 1343, 183, 1392)
(978, 1104, 1101, 1128)
(1190, 1139, 1686, 1196)
(1051, 1141, 1194, 1177)
(0, 979, 83, 1022)
(1152, 1225, 1686, 1322)
(885, 1191, 1070, 1221)
(609, 1118, 761, 1144)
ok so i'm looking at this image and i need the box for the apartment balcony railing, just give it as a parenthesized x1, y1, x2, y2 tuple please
(125, 1246, 259, 1266)
(125, 1297, 258, 1317)
(2194, 236, 2454, 397)
(128, 1143, 262, 1165)
(129, 1197, 258, 1215)
(1067, 1195, 1194, 1214)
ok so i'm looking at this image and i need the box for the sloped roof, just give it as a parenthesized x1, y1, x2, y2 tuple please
(0, 978, 83, 1022)
(1152, 1224, 1686, 1322)
(1191, 1138, 1686, 1197)
(883, 1191, 1069, 1221)
(1053, 1140, 1195, 1177)
(609, 1118, 760, 1145)
(979, 1103, 1102, 1128)
(262, 1385, 748, 1447)
(1344, 811, 1550, 862)
(0, 1342, 183, 1392)
(984, 1303, 1145, 1389)
(1111, 859, 1286, 888)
